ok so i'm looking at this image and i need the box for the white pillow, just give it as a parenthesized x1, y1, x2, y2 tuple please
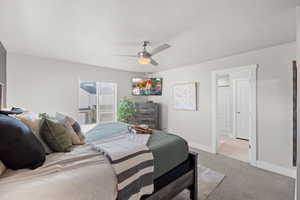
(0, 160, 6, 176)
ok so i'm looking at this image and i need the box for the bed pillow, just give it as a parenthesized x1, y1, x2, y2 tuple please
(0, 161, 6, 175)
(56, 112, 85, 143)
(0, 114, 46, 170)
(64, 120, 84, 145)
(39, 118, 72, 152)
(40, 113, 83, 145)
(15, 111, 52, 154)
(15, 111, 39, 133)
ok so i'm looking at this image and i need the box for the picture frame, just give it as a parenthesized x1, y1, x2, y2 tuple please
(173, 82, 197, 111)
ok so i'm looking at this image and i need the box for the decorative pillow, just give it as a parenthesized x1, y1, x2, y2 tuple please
(64, 120, 84, 145)
(15, 111, 39, 133)
(15, 111, 52, 154)
(0, 114, 46, 170)
(56, 112, 85, 143)
(0, 160, 6, 176)
(39, 118, 72, 152)
(40, 113, 83, 145)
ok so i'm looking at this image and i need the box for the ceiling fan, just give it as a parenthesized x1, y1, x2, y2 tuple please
(118, 41, 171, 66)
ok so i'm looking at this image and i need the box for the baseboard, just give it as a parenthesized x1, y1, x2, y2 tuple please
(188, 141, 296, 178)
(256, 160, 296, 179)
(188, 142, 214, 154)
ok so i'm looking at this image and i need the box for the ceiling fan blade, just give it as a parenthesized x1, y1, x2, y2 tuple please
(115, 54, 137, 57)
(150, 58, 159, 66)
(151, 44, 171, 55)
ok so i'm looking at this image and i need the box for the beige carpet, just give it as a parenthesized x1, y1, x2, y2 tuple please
(218, 136, 249, 163)
(173, 165, 225, 200)
(194, 149, 295, 200)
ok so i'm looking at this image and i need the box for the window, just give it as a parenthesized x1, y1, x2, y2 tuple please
(78, 81, 117, 125)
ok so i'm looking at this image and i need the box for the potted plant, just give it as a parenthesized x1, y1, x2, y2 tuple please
(117, 97, 135, 123)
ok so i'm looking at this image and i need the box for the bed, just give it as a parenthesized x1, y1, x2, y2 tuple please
(0, 122, 198, 200)
(85, 122, 198, 200)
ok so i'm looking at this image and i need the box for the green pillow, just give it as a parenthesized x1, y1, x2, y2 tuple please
(39, 118, 72, 152)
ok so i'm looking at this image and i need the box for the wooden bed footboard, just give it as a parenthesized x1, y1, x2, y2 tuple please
(145, 152, 198, 200)
(188, 152, 198, 200)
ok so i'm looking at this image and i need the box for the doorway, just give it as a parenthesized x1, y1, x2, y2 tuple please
(212, 65, 257, 166)
(78, 81, 117, 125)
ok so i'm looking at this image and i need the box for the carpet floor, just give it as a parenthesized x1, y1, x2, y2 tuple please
(174, 165, 225, 200)
(192, 148, 295, 200)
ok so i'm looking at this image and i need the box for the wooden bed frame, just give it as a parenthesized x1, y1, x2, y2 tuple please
(144, 152, 198, 200)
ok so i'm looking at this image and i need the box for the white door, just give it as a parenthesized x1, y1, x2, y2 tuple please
(96, 82, 117, 123)
(217, 86, 233, 137)
(235, 79, 250, 140)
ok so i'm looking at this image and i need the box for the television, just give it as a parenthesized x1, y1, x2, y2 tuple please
(132, 78, 162, 96)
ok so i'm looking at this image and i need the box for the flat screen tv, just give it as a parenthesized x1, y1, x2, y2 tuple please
(132, 78, 162, 96)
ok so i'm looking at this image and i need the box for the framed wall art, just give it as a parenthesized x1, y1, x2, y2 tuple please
(173, 82, 197, 111)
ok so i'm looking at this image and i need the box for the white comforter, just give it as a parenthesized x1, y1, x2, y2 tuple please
(0, 145, 118, 200)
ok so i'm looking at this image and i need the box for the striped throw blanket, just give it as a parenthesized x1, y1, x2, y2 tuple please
(91, 134, 154, 200)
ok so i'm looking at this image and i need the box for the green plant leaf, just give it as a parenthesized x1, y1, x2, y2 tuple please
(117, 97, 135, 123)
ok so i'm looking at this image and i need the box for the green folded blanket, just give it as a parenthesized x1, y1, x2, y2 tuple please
(85, 122, 189, 179)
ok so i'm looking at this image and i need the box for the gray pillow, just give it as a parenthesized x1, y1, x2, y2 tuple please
(56, 113, 85, 143)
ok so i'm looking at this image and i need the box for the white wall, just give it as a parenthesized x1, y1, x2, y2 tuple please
(149, 42, 296, 169)
(297, 6, 300, 66)
(7, 53, 145, 119)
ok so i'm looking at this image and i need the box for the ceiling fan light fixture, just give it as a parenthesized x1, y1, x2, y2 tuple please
(137, 57, 151, 64)
(117, 41, 170, 66)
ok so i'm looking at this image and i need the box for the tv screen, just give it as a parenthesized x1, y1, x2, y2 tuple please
(132, 78, 162, 96)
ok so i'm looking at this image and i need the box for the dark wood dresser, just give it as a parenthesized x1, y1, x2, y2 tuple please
(133, 102, 160, 130)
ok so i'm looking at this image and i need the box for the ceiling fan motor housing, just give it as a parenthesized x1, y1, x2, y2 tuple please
(137, 51, 151, 58)
(118, 40, 169, 66)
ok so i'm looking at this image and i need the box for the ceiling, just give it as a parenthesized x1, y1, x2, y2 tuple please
(0, 0, 298, 72)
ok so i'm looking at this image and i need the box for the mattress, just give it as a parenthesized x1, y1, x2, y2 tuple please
(0, 145, 118, 200)
(85, 122, 189, 179)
